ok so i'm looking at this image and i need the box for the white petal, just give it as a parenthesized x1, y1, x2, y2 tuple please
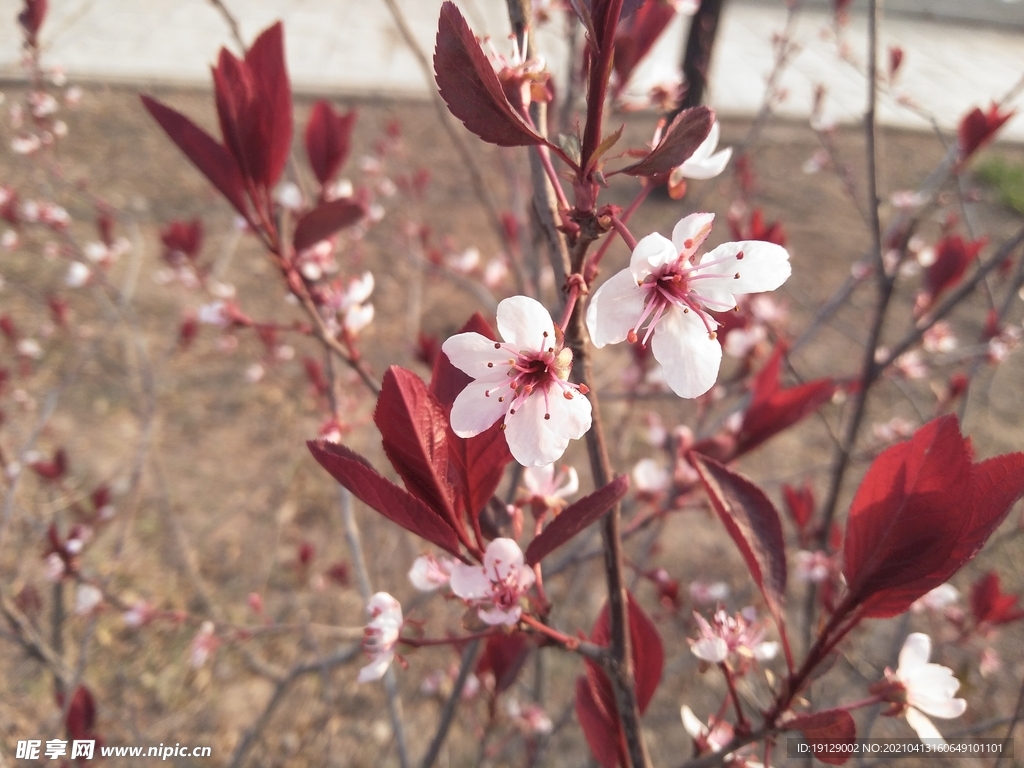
(358, 652, 394, 683)
(449, 563, 491, 600)
(523, 464, 554, 495)
(555, 467, 579, 498)
(905, 708, 945, 744)
(496, 295, 555, 351)
(912, 693, 966, 720)
(479, 604, 523, 625)
(680, 147, 732, 180)
(367, 592, 402, 618)
(483, 538, 527, 582)
(670, 213, 716, 259)
(442, 332, 510, 376)
(697, 241, 791, 308)
(898, 633, 932, 677)
(680, 705, 709, 739)
(651, 309, 723, 399)
(629, 233, 678, 282)
(692, 637, 728, 663)
(690, 120, 720, 162)
(450, 380, 510, 438)
(504, 385, 591, 467)
(587, 268, 647, 348)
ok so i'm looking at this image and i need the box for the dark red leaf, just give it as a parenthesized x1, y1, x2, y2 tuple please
(525, 475, 629, 565)
(842, 417, 973, 616)
(64, 685, 97, 741)
(292, 199, 365, 252)
(307, 440, 461, 556)
(782, 483, 815, 536)
(618, 106, 714, 177)
(305, 100, 356, 186)
(160, 218, 204, 262)
(433, 2, 546, 148)
(477, 633, 533, 693)
(947, 451, 1024, 571)
(140, 95, 249, 219)
(575, 676, 621, 768)
(18, 0, 47, 44)
(690, 452, 787, 615)
(788, 708, 857, 765)
(374, 367, 461, 527)
(588, 591, 664, 714)
(612, 1, 677, 91)
(923, 234, 986, 303)
(245, 22, 293, 189)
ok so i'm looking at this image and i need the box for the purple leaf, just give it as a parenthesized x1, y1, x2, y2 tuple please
(618, 106, 714, 177)
(292, 199, 365, 252)
(525, 475, 629, 565)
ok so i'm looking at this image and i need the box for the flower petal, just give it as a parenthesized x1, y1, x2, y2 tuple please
(680, 147, 732, 180)
(442, 331, 512, 375)
(483, 538, 526, 582)
(680, 705, 709, 740)
(630, 233, 678, 282)
(450, 379, 510, 438)
(496, 295, 555, 351)
(523, 464, 554, 495)
(503, 384, 590, 466)
(670, 212, 716, 260)
(358, 651, 395, 683)
(587, 268, 647, 348)
(905, 707, 945, 743)
(449, 563, 491, 600)
(479, 604, 523, 625)
(898, 633, 932, 677)
(692, 637, 728, 663)
(556, 466, 579, 498)
(651, 308, 723, 399)
(696, 240, 791, 308)
(689, 120, 719, 162)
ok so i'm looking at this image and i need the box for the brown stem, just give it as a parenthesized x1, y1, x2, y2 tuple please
(565, 237, 652, 768)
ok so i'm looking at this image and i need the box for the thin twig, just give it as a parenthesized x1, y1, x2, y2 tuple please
(418, 638, 483, 768)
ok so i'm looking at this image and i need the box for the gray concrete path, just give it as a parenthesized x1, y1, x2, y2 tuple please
(1, 0, 1023, 141)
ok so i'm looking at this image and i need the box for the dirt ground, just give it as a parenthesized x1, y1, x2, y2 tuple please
(1, 82, 1023, 767)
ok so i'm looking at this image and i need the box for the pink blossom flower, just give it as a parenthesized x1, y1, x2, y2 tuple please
(910, 584, 960, 613)
(442, 296, 592, 467)
(795, 550, 833, 583)
(681, 705, 734, 754)
(587, 213, 790, 398)
(359, 592, 404, 683)
(449, 538, 535, 626)
(408, 554, 455, 591)
(522, 463, 579, 511)
(688, 581, 730, 605)
(632, 458, 670, 494)
(74, 584, 103, 616)
(689, 608, 778, 666)
(893, 633, 966, 742)
(190, 621, 219, 668)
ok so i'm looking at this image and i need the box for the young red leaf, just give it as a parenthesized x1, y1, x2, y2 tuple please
(787, 709, 857, 765)
(782, 483, 815, 537)
(305, 100, 356, 187)
(690, 452, 787, 615)
(433, 2, 546, 148)
(140, 95, 249, 219)
(618, 106, 714, 177)
(292, 199, 365, 252)
(245, 22, 293, 189)
(575, 676, 621, 768)
(477, 633, 533, 693)
(524, 474, 629, 565)
(959, 103, 1014, 160)
(970, 572, 1024, 627)
(160, 218, 204, 262)
(63, 685, 98, 742)
(212, 49, 261, 188)
(922, 234, 986, 304)
(307, 440, 462, 556)
(735, 344, 837, 457)
(612, 1, 677, 93)
(374, 367, 460, 526)
(18, 0, 47, 45)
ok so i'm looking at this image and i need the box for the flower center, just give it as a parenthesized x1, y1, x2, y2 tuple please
(483, 332, 588, 423)
(626, 253, 743, 346)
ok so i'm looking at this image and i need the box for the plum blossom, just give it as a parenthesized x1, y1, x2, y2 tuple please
(408, 554, 455, 591)
(190, 621, 219, 668)
(690, 608, 779, 666)
(587, 213, 791, 398)
(632, 458, 670, 494)
(891, 633, 966, 742)
(74, 584, 103, 615)
(522, 463, 578, 513)
(359, 592, 404, 683)
(667, 121, 732, 198)
(449, 538, 535, 626)
(442, 296, 592, 467)
(910, 583, 960, 613)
